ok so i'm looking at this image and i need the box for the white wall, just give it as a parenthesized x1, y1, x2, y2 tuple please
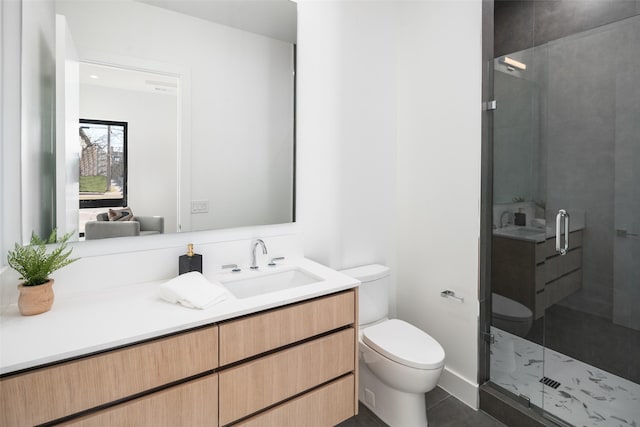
(297, 0, 482, 407)
(56, 0, 294, 232)
(79, 84, 178, 232)
(394, 1, 482, 407)
(296, 0, 399, 308)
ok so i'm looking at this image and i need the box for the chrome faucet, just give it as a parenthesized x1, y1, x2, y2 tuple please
(250, 239, 268, 269)
(499, 210, 512, 228)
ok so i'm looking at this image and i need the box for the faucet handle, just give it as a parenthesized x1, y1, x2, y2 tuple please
(268, 257, 285, 267)
(222, 263, 241, 273)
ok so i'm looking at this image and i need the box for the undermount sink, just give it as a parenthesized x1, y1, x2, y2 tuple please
(220, 267, 323, 299)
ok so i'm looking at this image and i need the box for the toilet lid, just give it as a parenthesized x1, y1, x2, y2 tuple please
(492, 293, 532, 321)
(362, 319, 445, 370)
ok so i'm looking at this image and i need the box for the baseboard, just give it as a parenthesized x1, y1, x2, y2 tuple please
(437, 367, 479, 409)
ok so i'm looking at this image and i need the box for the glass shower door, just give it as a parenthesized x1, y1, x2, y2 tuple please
(539, 14, 640, 427)
(490, 13, 640, 427)
(489, 47, 546, 411)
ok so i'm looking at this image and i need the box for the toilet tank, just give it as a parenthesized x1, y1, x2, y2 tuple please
(340, 264, 390, 325)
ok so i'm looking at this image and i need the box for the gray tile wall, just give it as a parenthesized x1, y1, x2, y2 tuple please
(544, 24, 617, 319)
(495, 0, 640, 57)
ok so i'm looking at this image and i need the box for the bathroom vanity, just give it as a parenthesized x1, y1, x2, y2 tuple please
(492, 229, 583, 319)
(0, 260, 359, 426)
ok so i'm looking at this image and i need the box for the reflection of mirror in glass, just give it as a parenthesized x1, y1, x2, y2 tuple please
(492, 55, 540, 205)
(22, 0, 296, 244)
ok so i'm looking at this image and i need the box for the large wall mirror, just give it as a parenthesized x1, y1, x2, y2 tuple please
(21, 0, 296, 245)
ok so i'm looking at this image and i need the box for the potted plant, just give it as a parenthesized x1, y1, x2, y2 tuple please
(7, 229, 78, 316)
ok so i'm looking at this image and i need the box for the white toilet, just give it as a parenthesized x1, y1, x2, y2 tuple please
(341, 264, 445, 427)
(491, 293, 533, 337)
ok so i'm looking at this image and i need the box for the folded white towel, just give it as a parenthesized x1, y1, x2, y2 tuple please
(159, 271, 230, 309)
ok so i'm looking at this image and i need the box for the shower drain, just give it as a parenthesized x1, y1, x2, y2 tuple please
(540, 376, 561, 389)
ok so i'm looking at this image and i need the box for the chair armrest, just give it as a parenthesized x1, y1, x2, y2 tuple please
(84, 221, 141, 240)
(135, 216, 164, 234)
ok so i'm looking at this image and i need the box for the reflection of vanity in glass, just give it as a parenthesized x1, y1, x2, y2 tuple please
(21, 0, 297, 244)
(492, 228, 583, 320)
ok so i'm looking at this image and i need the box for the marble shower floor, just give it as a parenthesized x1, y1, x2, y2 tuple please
(490, 327, 640, 427)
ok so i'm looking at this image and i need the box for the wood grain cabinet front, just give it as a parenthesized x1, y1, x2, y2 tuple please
(493, 230, 583, 319)
(218, 328, 356, 426)
(0, 325, 218, 427)
(59, 374, 219, 427)
(219, 290, 355, 365)
(235, 375, 356, 427)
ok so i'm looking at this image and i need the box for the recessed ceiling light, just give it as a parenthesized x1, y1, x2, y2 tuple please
(89, 74, 99, 79)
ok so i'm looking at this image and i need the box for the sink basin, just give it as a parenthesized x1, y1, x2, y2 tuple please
(220, 268, 323, 299)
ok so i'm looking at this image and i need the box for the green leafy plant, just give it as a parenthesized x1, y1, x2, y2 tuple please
(7, 229, 78, 286)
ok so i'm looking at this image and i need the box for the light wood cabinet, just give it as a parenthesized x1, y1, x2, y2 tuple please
(492, 230, 583, 319)
(219, 291, 355, 365)
(219, 328, 355, 425)
(0, 289, 358, 427)
(235, 375, 356, 427)
(0, 325, 218, 426)
(59, 374, 218, 427)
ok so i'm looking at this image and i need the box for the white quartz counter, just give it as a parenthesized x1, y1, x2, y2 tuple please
(0, 258, 359, 375)
(492, 215, 586, 243)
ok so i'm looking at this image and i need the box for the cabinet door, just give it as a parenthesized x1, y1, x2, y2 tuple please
(235, 375, 355, 427)
(219, 290, 355, 365)
(60, 375, 218, 427)
(219, 328, 355, 425)
(0, 326, 218, 426)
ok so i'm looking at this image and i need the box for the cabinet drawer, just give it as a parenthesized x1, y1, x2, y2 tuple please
(219, 290, 355, 365)
(535, 291, 546, 319)
(547, 269, 582, 307)
(546, 248, 582, 283)
(235, 375, 355, 427)
(219, 328, 355, 425)
(535, 263, 546, 292)
(535, 241, 551, 264)
(0, 326, 218, 426)
(60, 374, 218, 427)
(536, 230, 583, 262)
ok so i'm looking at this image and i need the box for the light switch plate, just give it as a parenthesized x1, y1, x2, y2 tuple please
(191, 200, 209, 214)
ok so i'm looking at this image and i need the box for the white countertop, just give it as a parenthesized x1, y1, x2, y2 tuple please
(0, 258, 359, 375)
(492, 217, 586, 243)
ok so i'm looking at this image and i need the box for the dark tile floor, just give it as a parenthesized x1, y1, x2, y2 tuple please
(337, 386, 506, 427)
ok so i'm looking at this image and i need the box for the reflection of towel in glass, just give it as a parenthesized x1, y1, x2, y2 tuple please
(159, 271, 230, 309)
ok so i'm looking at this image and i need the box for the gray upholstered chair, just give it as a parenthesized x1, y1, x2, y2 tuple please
(84, 212, 164, 240)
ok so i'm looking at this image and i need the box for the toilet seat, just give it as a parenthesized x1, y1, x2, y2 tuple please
(492, 293, 532, 322)
(362, 319, 445, 370)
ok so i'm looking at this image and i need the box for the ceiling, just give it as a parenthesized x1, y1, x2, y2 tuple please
(136, 0, 297, 44)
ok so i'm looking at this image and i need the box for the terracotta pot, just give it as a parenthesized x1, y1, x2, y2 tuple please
(17, 279, 55, 316)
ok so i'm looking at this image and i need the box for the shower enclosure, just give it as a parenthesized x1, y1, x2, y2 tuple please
(485, 4, 639, 426)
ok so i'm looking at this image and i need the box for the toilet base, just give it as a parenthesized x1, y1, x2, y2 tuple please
(359, 359, 429, 427)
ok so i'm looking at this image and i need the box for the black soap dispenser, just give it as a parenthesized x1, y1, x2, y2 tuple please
(179, 243, 203, 275)
(514, 208, 526, 226)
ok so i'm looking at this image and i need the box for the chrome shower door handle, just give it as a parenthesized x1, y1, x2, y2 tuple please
(555, 209, 570, 256)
